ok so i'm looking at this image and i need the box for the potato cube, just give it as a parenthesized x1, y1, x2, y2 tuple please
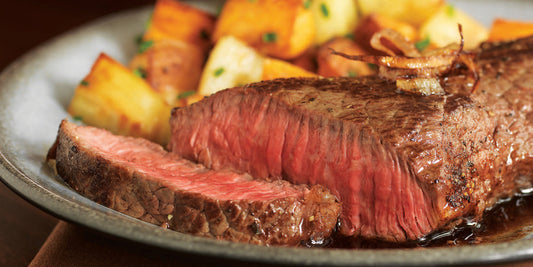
(358, 0, 444, 26)
(262, 57, 317, 80)
(213, 0, 315, 59)
(488, 18, 533, 42)
(143, 0, 216, 52)
(198, 36, 264, 96)
(68, 53, 172, 145)
(144, 40, 205, 106)
(310, 0, 359, 44)
(419, 4, 488, 49)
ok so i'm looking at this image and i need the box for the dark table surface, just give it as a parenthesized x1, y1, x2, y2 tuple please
(1, 1, 533, 266)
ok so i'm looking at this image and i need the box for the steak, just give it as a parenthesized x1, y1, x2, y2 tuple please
(168, 36, 533, 242)
(47, 120, 340, 246)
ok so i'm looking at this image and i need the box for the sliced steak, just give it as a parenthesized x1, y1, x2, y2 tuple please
(47, 120, 340, 246)
(168, 36, 533, 242)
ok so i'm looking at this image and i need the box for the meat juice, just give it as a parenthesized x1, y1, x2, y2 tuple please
(324, 192, 533, 249)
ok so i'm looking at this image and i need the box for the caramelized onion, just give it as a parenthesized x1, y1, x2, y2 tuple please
(370, 28, 421, 57)
(331, 24, 480, 95)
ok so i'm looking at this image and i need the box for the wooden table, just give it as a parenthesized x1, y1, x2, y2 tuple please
(1, 1, 533, 266)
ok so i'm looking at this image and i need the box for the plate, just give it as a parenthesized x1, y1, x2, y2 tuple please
(1, 1, 533, 265)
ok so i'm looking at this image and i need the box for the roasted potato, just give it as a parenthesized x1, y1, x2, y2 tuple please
(144, 40, 205, 106)
(488, 18, 533, 42)
(129, 0, 215, 106)
(262, 57, 317, 80)
(213, 0, 315, 59)
(198, 36, 264, 96)
(68, 53, 172, 145)
(419, 4, 488, 49)
(358, 0, 444, 26)
(310, 0, 359, 44)
(317, 37, 374, 77)
(143, 0, 215, 52)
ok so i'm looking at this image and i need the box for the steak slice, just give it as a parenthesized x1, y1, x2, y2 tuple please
(168, 36, 533, 242)
(47, 120, 340, 246)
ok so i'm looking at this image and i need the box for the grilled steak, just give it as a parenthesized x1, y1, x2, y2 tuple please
(47, 120, 340, 246)
(168, 36, 533, 242)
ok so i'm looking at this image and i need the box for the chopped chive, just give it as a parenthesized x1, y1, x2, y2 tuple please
(135, 34, 143, 45)
(80, 80, 89, 86)
(73, 115, 83, 121)
(367, 63, 377, 70)
(138, 40, 154, 54)
(214, 67, 225, 77)
(303, 0, 311, 9)
(133, 67, 147, 79)
(347, 71, 357, 78)
(446, 4, 455, 17)
(415, 37, 430, 52)
(262, 32, 278, 43)
(344, 33, 355, 40)
(320, 3, 329, 18)
(177, 91, 196, 100)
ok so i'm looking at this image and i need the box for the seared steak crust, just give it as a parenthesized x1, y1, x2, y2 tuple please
(48, 120, 340, 246)
(168, 36, 533, 241)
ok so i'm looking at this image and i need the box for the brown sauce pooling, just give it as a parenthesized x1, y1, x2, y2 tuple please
(318, 193, 533, 249)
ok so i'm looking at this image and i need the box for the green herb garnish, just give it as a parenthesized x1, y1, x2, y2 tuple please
(320, 3, 330, 18)
(80, 80, 89, 87)
(347, 71, 357, 78)
(303, 0, 312, 9)
(177, 91, 196, 100)
(73, 115, 83, 121)
(446, 4, 455, 17)
(133, 67, 147, 79)
(262, 32, 278, 43)
(214, 67, 225, 77)
(344, 33, 355, 40)
(415, 37, 431, 52)
(138, 40, 154, 54)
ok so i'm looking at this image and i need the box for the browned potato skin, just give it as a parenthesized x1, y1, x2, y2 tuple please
(317, 37, 374, 78)
(130, 0, 215, 106)
(144, 0, 215, 52)
(354, 14, 417, 55)
(262, 57, 317, 80)
(213, 0, 314, 60)
(69, 54, 172, 145)
(146, 40, 204, 106)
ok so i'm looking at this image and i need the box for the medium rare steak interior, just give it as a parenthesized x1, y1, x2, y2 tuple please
(168, 36, 533, 242)
(47, 120, 340, 246)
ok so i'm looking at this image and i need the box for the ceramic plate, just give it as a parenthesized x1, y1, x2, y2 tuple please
(1, 1, 533, 265)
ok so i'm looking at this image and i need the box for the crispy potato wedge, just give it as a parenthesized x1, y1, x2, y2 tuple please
(317, 37, 374, 77)
(358, 0, 444, 26)
(144, 40, 205, 106)
(213, 0, 314, 59)
(354, 13, 417, 54)
(68, 53, 172, 145)
(310, 0, 358, 44)
(198, 36, 264, 96)
(262, 57, 317, 80)
(488, 18, 533, 42)
(419, 4, 488, 49)
(143, 0, 215, 52)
